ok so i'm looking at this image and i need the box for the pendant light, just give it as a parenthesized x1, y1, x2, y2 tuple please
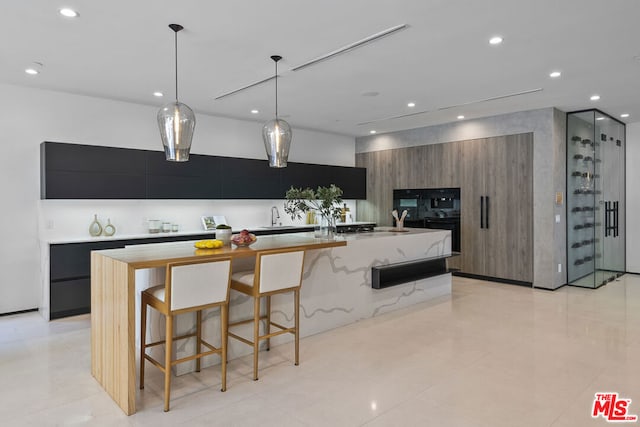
(157, 24, 195, 162)
(262, 55, 292, 168)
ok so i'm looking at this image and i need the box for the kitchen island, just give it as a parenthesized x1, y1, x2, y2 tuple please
(91, 228, 451, 415)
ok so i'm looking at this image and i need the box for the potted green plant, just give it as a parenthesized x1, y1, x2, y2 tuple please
(284, 184, 343, 238)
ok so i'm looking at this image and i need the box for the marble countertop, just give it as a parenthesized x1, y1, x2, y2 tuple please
(335, 227, 447, 241)
(93, 227, 448, 265)
(44, 222, 376, 244)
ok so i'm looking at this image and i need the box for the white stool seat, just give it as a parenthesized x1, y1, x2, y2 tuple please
(146, 284, 165, 301)
(231, 271, 255, 287)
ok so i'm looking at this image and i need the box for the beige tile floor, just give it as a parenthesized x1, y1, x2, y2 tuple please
(2, 275, 640, 426)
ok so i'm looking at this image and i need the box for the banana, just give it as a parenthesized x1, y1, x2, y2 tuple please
(194, 240, 223, 249)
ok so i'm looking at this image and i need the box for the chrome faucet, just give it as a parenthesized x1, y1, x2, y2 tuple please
(271, 206, 280, 226)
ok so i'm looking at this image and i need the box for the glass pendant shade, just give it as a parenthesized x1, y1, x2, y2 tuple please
(262, 118, 292, 168)
(158, 23, 195, 162)
(157, 101, 195, 162)
(262, 55, 291, 168)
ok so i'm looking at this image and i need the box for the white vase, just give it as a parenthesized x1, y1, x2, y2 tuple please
(216, 229, 232, 245)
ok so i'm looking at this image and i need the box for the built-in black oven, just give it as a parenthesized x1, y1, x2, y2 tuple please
(424, 217, 460, 252)
(393, 188, 461, 252)
(393, 191, 420, 220)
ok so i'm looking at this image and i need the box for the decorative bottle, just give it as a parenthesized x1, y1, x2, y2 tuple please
(89, 214, 103, 237)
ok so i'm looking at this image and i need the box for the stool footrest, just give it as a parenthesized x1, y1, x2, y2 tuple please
(173, 344, 221, 365)
(228, 320, 294, 347)
(145, 332, 197, 348)
(143, 354, 166, 373)
(228, 331, 253, 346)
(143, 337, 221, 368)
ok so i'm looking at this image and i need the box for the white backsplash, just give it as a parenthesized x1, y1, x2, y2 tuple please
(38, 199, 357, 242)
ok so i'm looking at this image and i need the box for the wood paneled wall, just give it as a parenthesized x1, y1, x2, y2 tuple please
(356, 133, 534, 283)
(355, 140, 465, 226)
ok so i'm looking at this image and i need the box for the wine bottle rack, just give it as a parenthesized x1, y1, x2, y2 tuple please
(566, 109, 626, 288)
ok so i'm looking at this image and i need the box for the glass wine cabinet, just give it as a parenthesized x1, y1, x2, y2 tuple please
(567, 109, 625, 288)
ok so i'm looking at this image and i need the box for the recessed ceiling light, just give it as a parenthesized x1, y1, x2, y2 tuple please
(153, 91, 163, 97)
(369, 130, 377, 134)
(596, 117, 605, 121)
(457, 115, 465, 120)
(59, 8, 79, 18)
(407, 102, 415, 108)
(489, 36, 503, 45)
(590, 94, 600, 101)
(251, 109, 259, 114)
(25, 62, 43, 75)
(549, 71, 561, 78)
(621, 113, 630, 118)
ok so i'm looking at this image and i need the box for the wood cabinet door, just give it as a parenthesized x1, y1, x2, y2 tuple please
(356, 150, 394, 226)
(483, 134, 533, 282)
(460, 138, 487, 275)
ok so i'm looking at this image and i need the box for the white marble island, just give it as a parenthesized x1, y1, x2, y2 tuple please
(296, 227, 452, 336)
(91, 227, 451, 414)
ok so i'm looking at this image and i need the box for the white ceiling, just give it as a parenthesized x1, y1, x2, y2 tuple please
(2, 0, 639, 137)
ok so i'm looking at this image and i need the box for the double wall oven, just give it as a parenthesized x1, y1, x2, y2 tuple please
(393, 188, 461, 252)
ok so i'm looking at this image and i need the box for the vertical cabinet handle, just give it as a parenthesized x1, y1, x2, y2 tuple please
(480, 196, 485, 229)
(613, 201, 619, 237)
(605, 201, 610, 237)
(486, 196, 490, 229)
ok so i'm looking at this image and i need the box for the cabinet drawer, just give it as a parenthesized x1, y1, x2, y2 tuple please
(50, 241, 127, 280)
(50, 278, 90, 319)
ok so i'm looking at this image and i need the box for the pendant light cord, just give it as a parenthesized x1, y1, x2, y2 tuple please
(270, 55, 282, 119)
(174, 30, 179, 102)
(168, 24, 184, 102)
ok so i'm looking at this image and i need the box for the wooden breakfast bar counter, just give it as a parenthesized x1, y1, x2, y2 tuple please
(91, 229, 451, 415)
(91, 234, 345, 415)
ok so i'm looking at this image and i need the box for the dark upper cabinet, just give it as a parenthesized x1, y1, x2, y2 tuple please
(41, 142, 366, 200)
(220, 157, 281, 199)
(328, 165, 366, 199)
(145, 151, 222, 199)
(44, 170, 147, 199)
(280, 162, 325, 193)
(41, 142, 146, 199)
(42, 141, 145, 173)
(280, 162, 366, 199)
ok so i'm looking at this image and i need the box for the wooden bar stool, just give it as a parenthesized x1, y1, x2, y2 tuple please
(228, 248, 305, 380)
(139, 257, 232, 412)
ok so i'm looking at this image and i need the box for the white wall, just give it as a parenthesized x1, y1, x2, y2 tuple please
(0, 83, 355, 314)
(627, 123, 640, 273)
